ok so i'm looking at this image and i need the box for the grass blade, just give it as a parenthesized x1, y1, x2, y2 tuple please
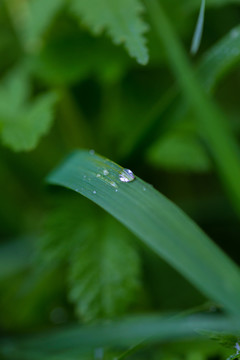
(191, 0, 206, 55)
(47, 150, 240, 316)
(2, 314, 239, 356)
(145, 0, 240, 215)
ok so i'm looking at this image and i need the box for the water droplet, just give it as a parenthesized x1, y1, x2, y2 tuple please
(115, 189, 118, 192)
(89, 149, 95, 155)
(103, 169, 109, 176)
(83, 175, 86, 179)
(93, 190, 96, 194)
(119, 169, 135, 183)
(96, 173, 101, 178)
(143, 187, 146, 191)
(109, 181, 117, 188)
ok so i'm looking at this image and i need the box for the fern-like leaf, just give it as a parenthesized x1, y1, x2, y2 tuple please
(70, 0, 149, 65)
(0, 67, 57, 151)
(40, 199, 142, 322)
(69, 217, 141, 321)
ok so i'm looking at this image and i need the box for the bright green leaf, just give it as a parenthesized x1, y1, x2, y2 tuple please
(0, 66, 57, 151)
(0, 91, 57, 151)
(70, 0, 149, 65)
(47, 150, 240, 317)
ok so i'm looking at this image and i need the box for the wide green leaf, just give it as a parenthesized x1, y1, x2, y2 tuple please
(70, 0, 149, 65)
(47, 150, 240, 316)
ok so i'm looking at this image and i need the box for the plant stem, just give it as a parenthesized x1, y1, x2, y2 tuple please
(145, 0, 240, 216)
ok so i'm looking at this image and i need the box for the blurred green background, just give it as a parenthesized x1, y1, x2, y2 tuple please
(0, 0, 240, 359)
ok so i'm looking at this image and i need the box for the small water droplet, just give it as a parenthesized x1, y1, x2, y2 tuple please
(96, 173, 101, 178)
(103, 169, 109, 176)
(109, 181, 117, 188)
(119, 168, 135, 183)
(143, 187, 146, 191)
(83, 175, 86, 179)
(115, 189, 118, 192)
(89, 149, 95, 155)
(93, 190, 97, 194)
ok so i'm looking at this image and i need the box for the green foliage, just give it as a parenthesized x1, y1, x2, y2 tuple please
(0, 66, 57, 151)
(70, 0, 149, 65)
(1, 0, 240, 359)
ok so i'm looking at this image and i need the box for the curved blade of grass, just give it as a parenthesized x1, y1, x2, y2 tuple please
(191, 0, 206, 55)
(2, 314, 239, 356)
(47, 150, 240, 316)
(145, 0, 240, 215)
